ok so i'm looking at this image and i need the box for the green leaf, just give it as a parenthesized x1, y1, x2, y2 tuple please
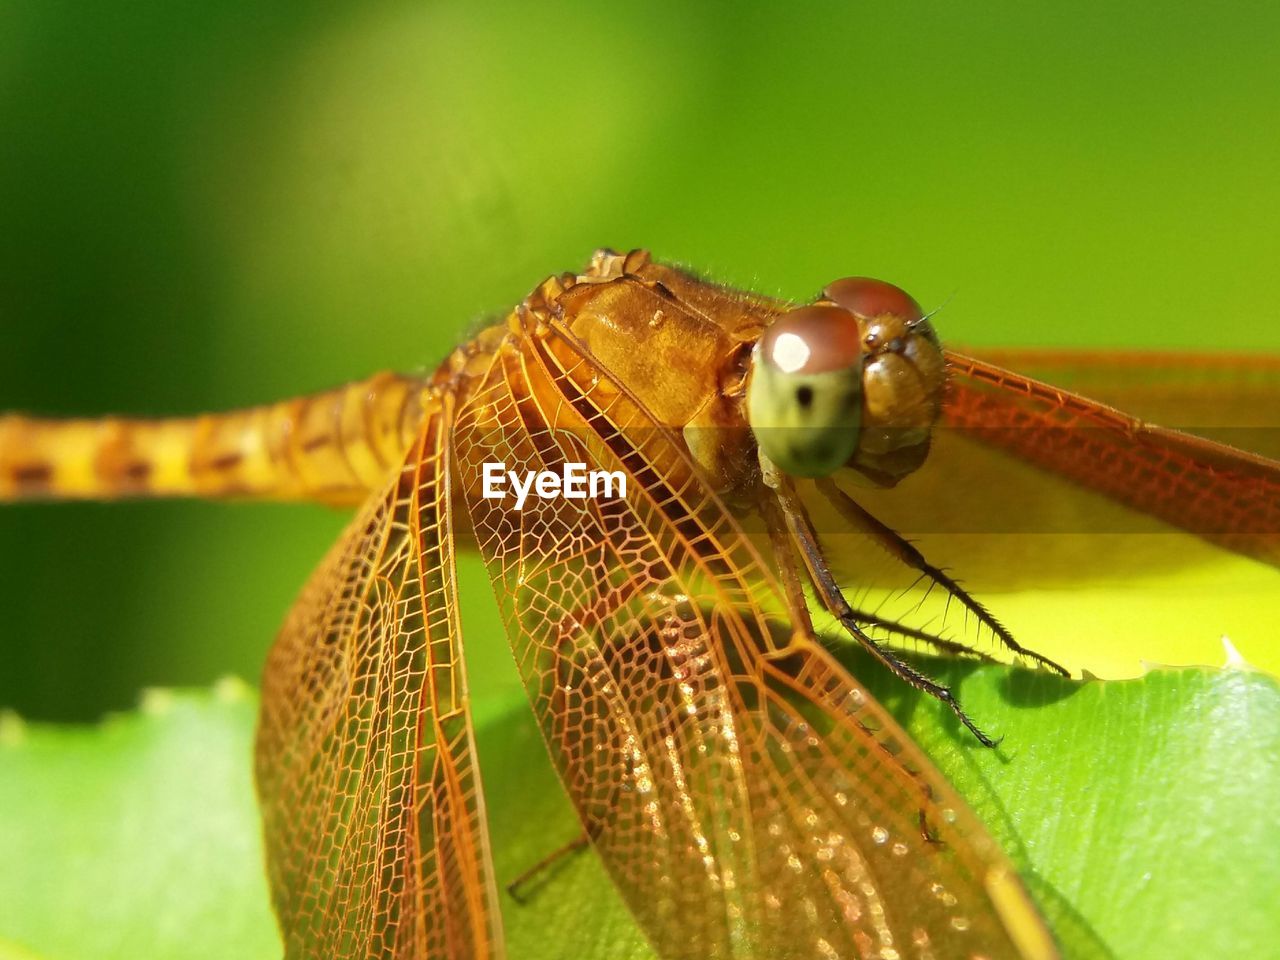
(0, 680, 278, 960)
(849, 653, 1280, 958)
(1, 659, 1276, 959)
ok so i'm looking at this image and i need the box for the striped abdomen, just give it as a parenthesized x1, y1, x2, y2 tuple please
(0, 372, 428, 505)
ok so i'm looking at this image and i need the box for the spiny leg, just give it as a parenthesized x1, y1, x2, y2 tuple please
(814, 476, 1069, 677)
(768, 472, 1001, 748)
(768, 489, 1000, 663)
(846, 609, 1003, 664)
(762, 492, 953, 840)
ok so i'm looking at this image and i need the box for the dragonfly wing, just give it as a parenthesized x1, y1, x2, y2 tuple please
(453, 331, 1053, 960)
(256, 397, 504, 960)
(948, 348, 1280, 448)
(941, 351, 1280, 566)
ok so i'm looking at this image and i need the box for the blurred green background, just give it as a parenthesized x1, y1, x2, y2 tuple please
(3, 0, 1280, 723)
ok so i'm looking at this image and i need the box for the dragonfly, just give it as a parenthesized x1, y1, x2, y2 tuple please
(2, 248, 1278, 960)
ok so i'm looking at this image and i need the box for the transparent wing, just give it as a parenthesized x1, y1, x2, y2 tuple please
(942, 350, 1280, 566)
(256, 398, 504, 960)
(949, 348, 1280, 445)
(452, 329, 1054, 960)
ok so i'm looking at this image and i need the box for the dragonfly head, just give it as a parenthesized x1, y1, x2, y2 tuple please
(746, 277, 944, 484)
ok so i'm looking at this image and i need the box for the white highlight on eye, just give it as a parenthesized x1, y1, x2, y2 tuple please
(770, 331, 811, 373)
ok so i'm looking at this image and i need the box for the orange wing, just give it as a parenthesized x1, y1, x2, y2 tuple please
(948, 349, 1280, 444)
(943, 350, 1280, 567)
(255, 395, 504, 959)
(451, 328, 1055, 960)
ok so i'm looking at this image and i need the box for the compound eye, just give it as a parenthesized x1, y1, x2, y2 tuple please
(824, 275, 942, 354)
(822, 277, 924, 323)
(747, 305, 864, 478)
(757, 304, 863, 375)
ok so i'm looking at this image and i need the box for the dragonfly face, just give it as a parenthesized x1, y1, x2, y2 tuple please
(748, 276, 945, 483)
(557, 250, 946, 493)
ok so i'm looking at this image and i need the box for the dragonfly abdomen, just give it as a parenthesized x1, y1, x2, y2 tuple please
(0, 371, 427, 505)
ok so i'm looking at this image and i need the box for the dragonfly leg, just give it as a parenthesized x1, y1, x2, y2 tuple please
(813, 476, 1070, 677)
(767, 475, 1001, 748)
(760, 493, 817, 643)
(761, 494, 956, 841)
(844, 608, 1003, 664)
(505, 832, 591, 905)
(764, 488, 999, 663)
